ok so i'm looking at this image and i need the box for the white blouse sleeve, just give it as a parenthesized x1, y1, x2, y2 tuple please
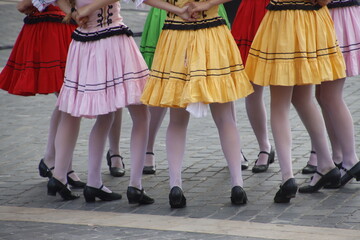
(32, 0, 57, 12)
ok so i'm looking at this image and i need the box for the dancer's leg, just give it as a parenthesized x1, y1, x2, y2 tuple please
(166, 108, 190, 189)
(87, 113, 115, 192)
(43, 106, 61, 168)
(128, 104, 150, 189)
(107, 109, 124, 168)
(245, 84, 271, 165)
(315, 85, 343, 165)
(270, 86, 293, 183)
(145, 107, 167, 167)
(210, 102, 244, 187)
(292, 85, 335, 185)
(53, 113, 81, 184)
(317, 79, 359, 171)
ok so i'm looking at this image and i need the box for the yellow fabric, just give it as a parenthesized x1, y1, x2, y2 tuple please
(140, 0, 253, 108)
(245, 6, 346, 86)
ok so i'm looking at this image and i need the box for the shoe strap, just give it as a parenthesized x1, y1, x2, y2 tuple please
(258, 151, 270, 157)
(109, 154, 123, 160)
(310, 150, 316, 154)
(146, 152, 154, 155)
(99, 185, 104, 190)
(315, 171, 324, 177)
(67, 170, 74, 176)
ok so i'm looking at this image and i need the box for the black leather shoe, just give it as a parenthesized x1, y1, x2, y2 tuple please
(83, 185, 122, 202)
(302, 163, 317, 174)
(230, 186, 247, 205)
(274, 178, 298, 203)
(252, 147, 275, 173)
(241, 152, 249, 170)
(127, 186, 154, 205)
(143, 152, 156, 174)
(299, 168, 341, 193)
(169, 186, 186, 208)
(106, 151, 125, 177)
(39, 159, 54, 179)
(47, 177, 79, 200)
(67, 170, 86, 188)
(339, 162, 360, 186)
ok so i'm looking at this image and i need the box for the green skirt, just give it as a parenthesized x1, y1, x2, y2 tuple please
(140, 5, 230, 69)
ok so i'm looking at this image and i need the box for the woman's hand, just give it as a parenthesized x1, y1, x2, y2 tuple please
(17, 0, 36, 15)
(176, 5, 196, 21)
(187, 1, 212, 16)
(73, 5, 92, 28)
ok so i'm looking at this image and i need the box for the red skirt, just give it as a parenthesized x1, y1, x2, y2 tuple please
(0, 6, 76, 96)
(231, 0, 269, 65)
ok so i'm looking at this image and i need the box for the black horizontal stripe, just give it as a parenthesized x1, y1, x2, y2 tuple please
(63, 73, 148, 92)
(150, 67, 245, 82)
(72, 26, 133, 42)
(248, 50, 339, 60)
(163, 17, 226, 31)
(8, 59, 66, 66)
(64, 69, 148, 88)
(342, 46, 360, 54)
(250, 45, 338, 55)
(5, 64, 65, 71)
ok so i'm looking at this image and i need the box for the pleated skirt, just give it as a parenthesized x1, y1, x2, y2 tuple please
(57, 33, 149, 118)
(140, 17, 253, 108)
(330, 5, 360, 77)
(0, 6, 76, 96)
(245, 7, 346, 86)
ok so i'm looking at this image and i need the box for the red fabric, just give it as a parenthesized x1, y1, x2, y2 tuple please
(0, 6, 76, 96)
(231, 0, 269, 65)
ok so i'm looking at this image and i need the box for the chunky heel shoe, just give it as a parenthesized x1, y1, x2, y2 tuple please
(67, 170, 86, 188)
(83, 185, 122, 202)
(39, 159, 54, 179)
(106, 151, 125, 177)
(143, 152, 156, 174)
(241, 151, 249, 170)
(230, 186, 247, 205)
(252, 147, 275, 173)
(339, 162, 360, 186)
(299, 168, 340, 193)
(302, 151, 317, 174)
(169, 186, 186, 208)
(127, 186, 154, 205)
(47, 177, 79, 200)
(274, 178, 298, 203)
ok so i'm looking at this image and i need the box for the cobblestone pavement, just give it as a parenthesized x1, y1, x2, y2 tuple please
(1, 1, 360, 239)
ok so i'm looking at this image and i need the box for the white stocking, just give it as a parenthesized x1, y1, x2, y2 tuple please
(128, 105, 150, 189)
(210, 102, 244, 187)
(87, 113, 115, 191)
(166, 108, 190, 189)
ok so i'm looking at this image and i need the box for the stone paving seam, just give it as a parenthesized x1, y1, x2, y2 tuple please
(1, 206, 360, 240)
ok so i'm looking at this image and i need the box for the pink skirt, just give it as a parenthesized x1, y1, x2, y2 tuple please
(57, 34, 149, 118)
(330, 5, 360, 77)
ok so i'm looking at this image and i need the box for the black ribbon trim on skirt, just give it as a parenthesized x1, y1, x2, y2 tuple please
(24, 14, 76, 25)
(328, 0, 360, 9)
(72, 26, 133, 42)
(162, 17, 226, 31)
(266, 1, 322, 11)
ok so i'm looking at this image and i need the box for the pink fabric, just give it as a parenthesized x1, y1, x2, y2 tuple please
(57, 1, 149, 118)
(330, 6, 360, 77)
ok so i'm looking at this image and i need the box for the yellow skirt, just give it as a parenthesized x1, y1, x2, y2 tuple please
(140, 18, 253, 108)
(245, 7, 346, 86)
